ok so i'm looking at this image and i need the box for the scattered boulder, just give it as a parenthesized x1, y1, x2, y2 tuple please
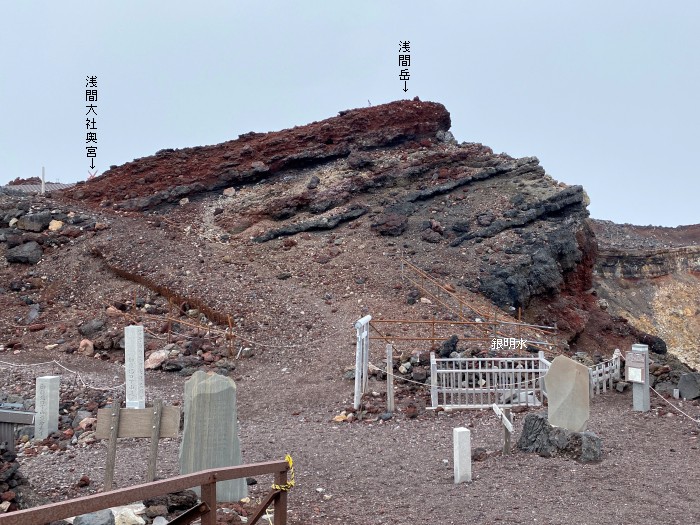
(639, 333, 667, 354)
(114, 508, 145, 525)
(421, 229, 442, 243)
(48, 220, 64, 232)
(307, 175, 320, 189)
(438, 335, 459, 358)
(145, 349, 171, 370)
(78, 339, 95, 357)
(371, 214, 407, 236)
(518, 412, 602, 463)
(73, 509, 115, 525)
(16, 211, 51, 232)
(678, 373, 700, 400)
(5, 241, 43, 264)
(79, 319, 105, 337)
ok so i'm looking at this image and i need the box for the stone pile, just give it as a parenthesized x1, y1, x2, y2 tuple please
(0, 447, 30, 513)
(0, 196, 107, 265)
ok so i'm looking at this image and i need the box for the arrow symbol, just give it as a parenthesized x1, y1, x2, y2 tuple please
(90, 159, 95, 169)
(403, 81, 408, 92)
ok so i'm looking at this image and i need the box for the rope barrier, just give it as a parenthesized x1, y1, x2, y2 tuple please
(650, 386, 700, 425)
(0, 359, 125, 392)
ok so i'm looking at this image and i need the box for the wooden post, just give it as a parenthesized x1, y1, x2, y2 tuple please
(386, 345, 395, 414)
(274, 469, 288, 525)
(147, 400, 163, 482)
(200, 477, 217, 525)
(104, 398, 122, 491)
(503, 408, 512, 455)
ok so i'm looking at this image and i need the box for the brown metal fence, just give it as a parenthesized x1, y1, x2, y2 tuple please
(0, 460, 290, 525)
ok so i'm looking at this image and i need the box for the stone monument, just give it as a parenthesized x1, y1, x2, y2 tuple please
(179, 371, 247, 501)
(125, 325, 146, 409)
(543, 355, 590, 432)
(35, 375, 60, 439)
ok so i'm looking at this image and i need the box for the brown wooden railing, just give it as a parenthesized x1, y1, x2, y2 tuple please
(0, 460, 290, 525)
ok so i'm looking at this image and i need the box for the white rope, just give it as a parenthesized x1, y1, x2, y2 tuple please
(650, 386, 700, 424)
(0, 359, 125, 392)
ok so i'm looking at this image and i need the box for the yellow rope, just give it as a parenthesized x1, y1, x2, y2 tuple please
(271, 454, 295, 492)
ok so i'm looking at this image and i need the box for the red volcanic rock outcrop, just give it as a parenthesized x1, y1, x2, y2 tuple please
(61, 99, 451, 211)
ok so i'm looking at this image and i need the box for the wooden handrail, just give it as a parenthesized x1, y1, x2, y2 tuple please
(0, 460, 289, 525)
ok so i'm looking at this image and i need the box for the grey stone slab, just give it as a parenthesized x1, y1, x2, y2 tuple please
(125, 326, 146, 409)
(35, 376, 60, 439)
(678, 373, 700, 400)
(543, 355, 590, 432)
(179, 371, 247, 502)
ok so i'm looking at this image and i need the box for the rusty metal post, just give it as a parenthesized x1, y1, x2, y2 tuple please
(200, 475, 217, 525)
(274, 469, 288, 525)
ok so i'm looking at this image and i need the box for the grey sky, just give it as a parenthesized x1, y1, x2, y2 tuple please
(1, 1, 698, 226)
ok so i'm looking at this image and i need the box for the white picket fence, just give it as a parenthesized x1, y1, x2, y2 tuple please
(430, 349, 622, 410)
(587, 349, 622, 396)
(430, 352, 550, 409)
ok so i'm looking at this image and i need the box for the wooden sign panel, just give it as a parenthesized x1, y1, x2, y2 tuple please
(95, 406, 180, 439)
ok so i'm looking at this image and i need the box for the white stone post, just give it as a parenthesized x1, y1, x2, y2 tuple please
(125, 325, 146, 409)
(35, 376, 60, 439)
(41, 166, 45, 194)
(386, 344, 395, 414)
(453, 427, 472, 483)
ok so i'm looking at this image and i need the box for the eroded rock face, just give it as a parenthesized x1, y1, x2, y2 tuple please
(591, 220, 700, 368)
(60, 100, 451, 211)
(49, 99, 683, 359)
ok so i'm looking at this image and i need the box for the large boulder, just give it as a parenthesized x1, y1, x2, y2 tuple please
(5, 241, 43, 264)
(678, 373, 700, 400)
(518, 412, 602, 463)
(16, 211, 52, 232)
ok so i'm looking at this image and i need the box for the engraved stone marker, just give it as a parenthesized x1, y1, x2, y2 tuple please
(179, 371, 247, 501)
(35, 376, 60, 439)
(543, 355, 590, 432)
(125, 325, 146, 409)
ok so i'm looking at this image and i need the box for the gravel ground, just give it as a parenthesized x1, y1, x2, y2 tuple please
(2, 344, 699, 525)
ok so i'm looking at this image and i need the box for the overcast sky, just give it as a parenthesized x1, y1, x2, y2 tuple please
(1, 1, 698, 227)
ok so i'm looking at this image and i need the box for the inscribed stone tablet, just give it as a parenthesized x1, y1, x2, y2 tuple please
(125, 325, 146, 409)
(543, 355, 590, 432)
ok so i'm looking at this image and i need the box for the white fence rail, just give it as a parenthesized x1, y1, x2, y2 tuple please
(588, 349, 622, 396)
(431, 350, 622, 409)
(430, 352, 550, 409)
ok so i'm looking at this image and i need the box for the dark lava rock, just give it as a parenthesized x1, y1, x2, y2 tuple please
(307, 175, 320, 189)
(678, 373, 700, 400)
(78, 319, 105, 337)
(639, 333, 667, 354)
(420, 229, 442, 243)
(452, 220, 470, 233)
(371, 213, 407, 237)
(438, 335, 459, 358)
(518, 412, 602, 463)
(5, 241, 43, 264)
(16, 211, 52, 232)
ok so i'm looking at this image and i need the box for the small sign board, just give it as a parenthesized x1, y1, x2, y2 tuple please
(491, 404, 513, 433)
(625, 351, 647, 384)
